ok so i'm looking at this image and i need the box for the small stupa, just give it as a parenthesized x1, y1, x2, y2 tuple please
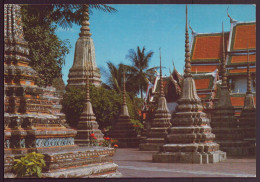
(239, 47, 256, 155)
(210, 23, 250, 156)
(75, 72, 104, 146)
(139, 49, 172, 151)
(109, 72, 139, 147)
(153, 5, 226, 164)
(67, 4, 101, 87)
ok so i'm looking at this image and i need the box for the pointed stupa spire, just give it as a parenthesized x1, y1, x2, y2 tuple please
(159, 48, 164, 97)
(79, 4, 92, 37)
(86, 72, 90, 102)
(221, 22, 228, 87)
(184, 5, 192, 78)
(83, 70, 94, 115)
(246, 45, 252, 94)
(123, 72, 127, 105)
(120, 71, 129, 116)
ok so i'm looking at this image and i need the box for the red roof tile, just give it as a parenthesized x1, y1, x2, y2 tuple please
(229, 67, 256, 74)
(230, 95, 256, 107)
(192, 33, 229, 61)
(197, 94, 208, 98)
(194, 78, 210, 90)
(191, 65, 218, 73)
(232, 24, 256, 50)
(230, 54, 256, 64)
(230, 96, 244, 107)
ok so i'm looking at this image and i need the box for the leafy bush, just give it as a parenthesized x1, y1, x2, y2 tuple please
(13, 152, 46, 178)
(130, 119, 144, 135)
(62, 84, 136, 130)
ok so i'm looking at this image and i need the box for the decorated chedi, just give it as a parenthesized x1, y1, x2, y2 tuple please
(238, 47, 256, 155)
(4, 3, 76, 156)
(210, 23, 250, 156)
(75, 73, 104, 146)
(67, 4, 101, 87)
(109, 72, 139, 147)
(139, 49, 172, 151)
(153, 5, 226, 164)
(4, 4, 121, 178)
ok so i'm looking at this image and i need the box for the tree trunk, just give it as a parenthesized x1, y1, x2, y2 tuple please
(140, 86, 143, 99)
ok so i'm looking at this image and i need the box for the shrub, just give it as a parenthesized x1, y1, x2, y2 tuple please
(13, 152, 46, 178)
(62, 84, 137, 130)
(130, 119, 144, 135)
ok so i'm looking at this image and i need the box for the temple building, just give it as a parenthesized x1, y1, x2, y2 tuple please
(4, 4, 121, 178)
(67, 5, 101, 87)
(143, 65, 182, 115)
(143, 12, 256, 119)
(189, 13, 256, 117)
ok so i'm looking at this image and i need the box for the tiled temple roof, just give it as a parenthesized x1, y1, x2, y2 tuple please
(227, 67, 256, 76)
(230, 93, 256, 116)
(190, 32, 229, 63)
(228, 22, 256, 52)
(226, 22, 256, 76)
(230, 93, 256, 107)
(192, 71, 218, 101)
(191, 65, 218, 73)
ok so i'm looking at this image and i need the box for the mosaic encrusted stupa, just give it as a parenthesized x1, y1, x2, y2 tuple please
(139, 49, 172, 151)
(4, 3, 76, 156)
(4, 4, 121, 178)
(75, 73, 104, 146)
(109, 73, 139, 148)
(67, 4, 101, 87)
(153, 5, 226, 164)
(238, 48, 256, 155)
(210, 23, 250, 156)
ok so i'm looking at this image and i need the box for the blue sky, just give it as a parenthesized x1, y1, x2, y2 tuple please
(56, 4, 256, 85)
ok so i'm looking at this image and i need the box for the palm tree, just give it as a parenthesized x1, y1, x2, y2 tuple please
(52, 4, 117, 29)
(106, 62, 125, 93)
(124, 46, 157, 99)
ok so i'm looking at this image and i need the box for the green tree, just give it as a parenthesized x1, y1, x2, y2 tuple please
(21, 4, 117, 87)
(52, 77, 66, 91)
(61, 85, 136, 130)
(21, 5, 70, 87)
(106, 62, 125, 93)
(125, 46, 157, 99)
(52, 4, 117, 29)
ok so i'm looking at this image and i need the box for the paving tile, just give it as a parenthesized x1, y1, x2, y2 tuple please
(113, 148, 256, 178)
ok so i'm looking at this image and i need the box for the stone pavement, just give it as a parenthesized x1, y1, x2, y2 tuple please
(113, 148, 256, 178)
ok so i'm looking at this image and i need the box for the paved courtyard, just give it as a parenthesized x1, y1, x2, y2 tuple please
(113, 148, 256, 178)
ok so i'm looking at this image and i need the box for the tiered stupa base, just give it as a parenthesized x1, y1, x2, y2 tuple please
(110, 116, 139, 148)
(153, 144, 226, 164)
(152, 76, 226, 164)
(211, 88, 250, 156)
(75, 103, 104, 146)
(139, 97, 172, 151)
(239, 94, 256, 155)
(5, 146, 122, 178)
